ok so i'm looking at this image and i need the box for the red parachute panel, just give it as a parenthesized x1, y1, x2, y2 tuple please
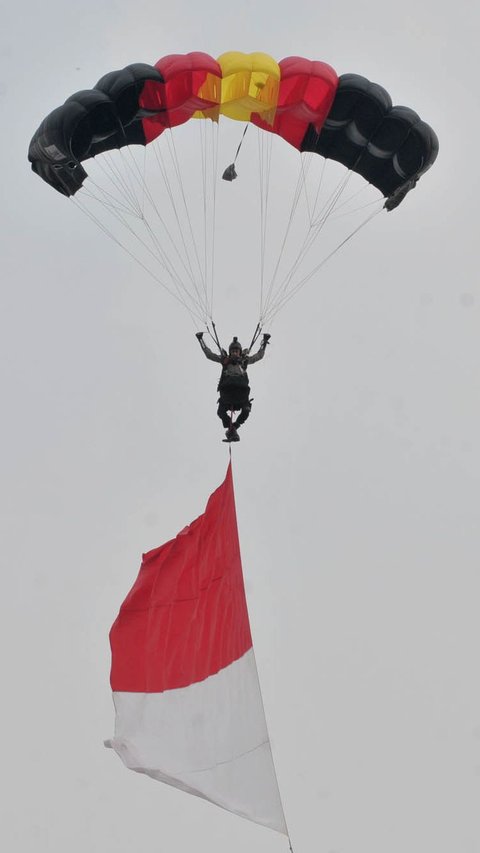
(252, 56, 338, 148)
(140, 51, 221, 142)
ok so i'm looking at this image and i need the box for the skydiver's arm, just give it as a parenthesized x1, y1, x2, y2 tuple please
(203, 346, 224, 363)
(195, 332, 224, 363)
(246, 333, 271, 364)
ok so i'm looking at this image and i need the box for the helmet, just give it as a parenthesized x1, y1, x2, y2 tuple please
(228, 336, 242, 353)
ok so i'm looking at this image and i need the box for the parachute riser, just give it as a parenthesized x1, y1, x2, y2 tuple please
(211, 321, 223, 354)
(205, 320, 263, 356)
(246, 322, 262, 354)
(204, 320, 224, 354)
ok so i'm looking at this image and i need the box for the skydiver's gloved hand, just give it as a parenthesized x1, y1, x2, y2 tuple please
(262, 333, 271, 347)
(195, 331, 204, 340)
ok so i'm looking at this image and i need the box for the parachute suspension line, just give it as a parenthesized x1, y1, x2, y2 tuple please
(262, 168, 354, 322)
(149, 141, 206, 298)
(141, 217, 207, 313)
(246, 322, 262, 354)
(199, 122, 209, 314)
(72, 196, 205, 324)
(80, 177, 142, 219)
(77, 185, 205, 317)
(151, 137, 204, 307)
(140, 145, 147, 216)
(210, 320, 223, 354)
(328, 190, 384, 220)
(263, 182, 369, 325)
(199, 121, 211, 316)
(120, 147, 150, 217)
(297, 125, 326, 224)
(298, 150, 315, 224)
(151, 136, 209, 323)
(204, 318, 261, 357)
(70, 197, 206, 326)
(282, 169, 353, 284)
(259, 148, 311, 324)
(81, 166, 207, 320)
(260, 146, 333, 322)
(264, 205, 384, 325)
(199, 119, 220, 322)
(208, 120, 220, 321)
(309, 155, 327, 224)
(332, 192, 385, 222)
(198, 121, 214, 319)
(202, 324, 220, 353)
(312, 142, 385, 229)
(257, 130, 273, 321)
(311, 170, 354, 228)
(164, 129, 208, 310)
(259, 153, 318, 322)
(256, 131, 265, 315)
(88, 144, 209, 320)
(124, 144, 159, 220)
(82, 144, 209, 324)
(119, 149, 204, 304)
(98, 150, 144, 215)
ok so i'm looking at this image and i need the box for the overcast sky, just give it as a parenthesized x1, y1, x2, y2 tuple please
(2, 2, 480, 852)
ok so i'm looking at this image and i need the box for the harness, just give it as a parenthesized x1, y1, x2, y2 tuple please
(217, 355, 250, 392)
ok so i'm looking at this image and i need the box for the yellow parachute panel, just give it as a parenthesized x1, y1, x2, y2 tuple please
(193, 71, 222, 121)
(217, 52, 280, 124)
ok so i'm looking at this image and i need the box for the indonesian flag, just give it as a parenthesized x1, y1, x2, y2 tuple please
(105, 463, 287, 834)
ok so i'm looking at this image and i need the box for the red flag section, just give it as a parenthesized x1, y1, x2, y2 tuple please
(110, 461, 252, 691)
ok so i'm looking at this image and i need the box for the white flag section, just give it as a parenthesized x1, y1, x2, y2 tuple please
(106, 463, 287, 835)
(107, 650, 286, 830)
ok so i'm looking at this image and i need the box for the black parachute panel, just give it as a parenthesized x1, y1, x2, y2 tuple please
(301, 74, 439, 210)
(28, 64, 163, 197)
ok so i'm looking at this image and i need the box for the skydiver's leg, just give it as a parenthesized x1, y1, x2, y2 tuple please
(217, 398, 232, 429)
(234, 400, 252, 429)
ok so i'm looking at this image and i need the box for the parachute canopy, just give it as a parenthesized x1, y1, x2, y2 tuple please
(106, 462, 287, 834)
(28, 51, 438, 207)
(28, 52, 439, 331)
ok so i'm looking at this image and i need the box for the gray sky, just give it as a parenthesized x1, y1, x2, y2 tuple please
(2, 2, 480, 851)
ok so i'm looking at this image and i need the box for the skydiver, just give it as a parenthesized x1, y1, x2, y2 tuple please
(196, 332, 271, 442)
